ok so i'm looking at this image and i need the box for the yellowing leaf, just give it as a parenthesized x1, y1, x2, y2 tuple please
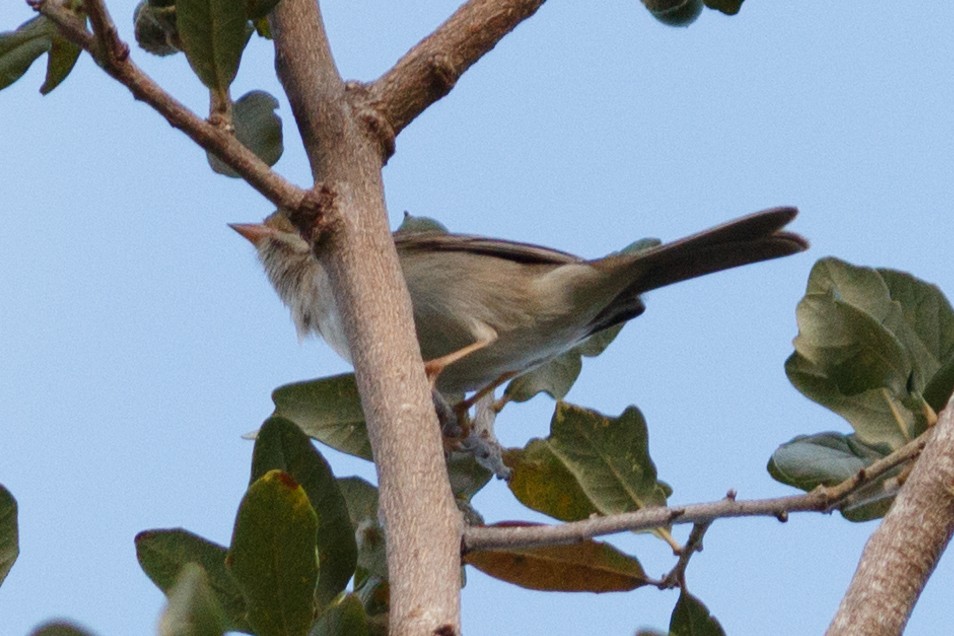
(250, 417, 356, 609)
(507, 402, 669, 524)
(227, 470, 318, 636)
(465, 526, 648, 592)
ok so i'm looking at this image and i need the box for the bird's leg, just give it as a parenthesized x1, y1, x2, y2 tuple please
(458, 371, 519, 413)
(423, 334, 496, 388)
(458, 391, 511, 480)
(432, 389, 467, 454)
(442, 369, 519, 444)
(424, 332, 496, 444)
(423, 330, 525, 443)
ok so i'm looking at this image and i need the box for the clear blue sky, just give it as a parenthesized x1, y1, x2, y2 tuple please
(2, 2, 953, 634)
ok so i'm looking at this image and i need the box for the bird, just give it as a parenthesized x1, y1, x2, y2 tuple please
(231, 206, 807, 398)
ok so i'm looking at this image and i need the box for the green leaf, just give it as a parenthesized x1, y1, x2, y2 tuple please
(134, 0, 181, 56)
(227, 470, 319, 636)
(270, 374, 372, 460)
(394, 212, 449, 235)
(464, 525, 648, 592)
(0, 484, 18, 587)
(505, 351, 581, 402)
(0, 16, 53, 91)
(245, 0, 281, 20)
(40, 35, 81, 95)
(446, 451, 493, 502)
(768, 432, 885, 489)
(641, 0, 704, 27)
(337, 477, 387, 582)
(177, 0, 249, 92)
(670, 591, 725, 636)
(880, 268, 954, 410)
(504, 439, 599, 522)
(135, 528, 250, 633)
(251, 417, 357, 609)
(209, 90, 283, 176)
(158, 563, 227, 636)
(352, 575, 388, 634)
(787, 258, 954, 448)
(29, 623, 97, 636)
(270, 372, 490, 497)
(923, 354, 954, 413)
(767, 432, 895, 521)
(703, 0, 743, 15)
(251, 16, 272, 39)
(309, 594, 370, 636)
(505, 324, 624, 402)
(506, 402, 669, 525)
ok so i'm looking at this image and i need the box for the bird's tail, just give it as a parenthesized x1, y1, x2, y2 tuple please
(622, 206, 807, 293)
(587, 206, 807, 335)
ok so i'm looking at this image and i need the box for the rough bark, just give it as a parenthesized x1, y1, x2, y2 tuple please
(827, 399, 954, 635)
(269, 2, 463, 634)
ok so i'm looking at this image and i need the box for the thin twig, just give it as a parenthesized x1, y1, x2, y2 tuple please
(82, 0, 127, 63)
(32, 0, 308, 212)
(464, 433, 929, 552)
(817, 431, 928, 508)
(659, 522, 712, 590)
(365, 0, 547, 146)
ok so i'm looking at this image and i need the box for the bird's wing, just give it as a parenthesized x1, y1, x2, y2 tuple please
(394, 232, 584, 265)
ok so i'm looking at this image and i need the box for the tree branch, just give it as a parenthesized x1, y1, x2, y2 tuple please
(827, 399, 954, 635)
(659, 521, 711, 589)
(32, 0, 308, 212)
(464, 433, 928, 552)
(268, 2, 463, 634)
(366, 0, 547, 145)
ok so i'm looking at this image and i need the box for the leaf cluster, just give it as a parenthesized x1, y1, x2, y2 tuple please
(2, 0, 283, 179)
(640, 0, 744, 27)
(0, 10, 82, 95)
(135, 416, 378, 636)
(769, 258, 954, 520)
(132, 0, 284, 176)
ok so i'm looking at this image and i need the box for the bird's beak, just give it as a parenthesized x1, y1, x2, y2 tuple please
(228, 223, 273, 246)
